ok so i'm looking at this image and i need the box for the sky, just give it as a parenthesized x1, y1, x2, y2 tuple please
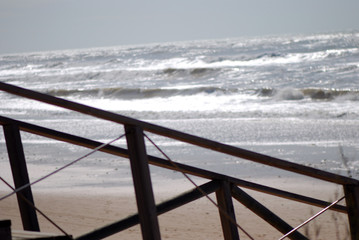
(1, 0, 359, 54)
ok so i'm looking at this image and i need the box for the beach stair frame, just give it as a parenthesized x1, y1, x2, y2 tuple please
(0, 81, 359, 240)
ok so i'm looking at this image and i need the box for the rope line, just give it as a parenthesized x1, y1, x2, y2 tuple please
(278, 195, 345, 240)
(143, 133, 255, 240)
(0, 134, 126, 202)
(0, 176, 71, 237)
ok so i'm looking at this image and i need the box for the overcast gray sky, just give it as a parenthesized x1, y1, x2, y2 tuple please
(1, 0, 358, 54)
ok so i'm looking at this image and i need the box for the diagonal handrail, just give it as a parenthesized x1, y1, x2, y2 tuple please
(0, 81, 358, 186)
(1, 82, 359, 239)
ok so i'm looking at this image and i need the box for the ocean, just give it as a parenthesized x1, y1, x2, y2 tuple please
(0, 31, 359, 191)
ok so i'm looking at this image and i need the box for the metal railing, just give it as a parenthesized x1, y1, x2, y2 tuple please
(1, 81, 358, 240)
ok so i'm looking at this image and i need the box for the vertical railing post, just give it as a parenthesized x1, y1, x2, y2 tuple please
(216, 181, 240, 240)
(0, 220, 12, 240)
(3, 124, 40, 231)
(344, 184, 359, 240)
(125, 125, 161, 240)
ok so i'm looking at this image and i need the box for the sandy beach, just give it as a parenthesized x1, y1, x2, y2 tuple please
(0, 176, 350, 240)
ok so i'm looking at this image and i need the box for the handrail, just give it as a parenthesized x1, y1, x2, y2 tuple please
(0, 81, 358, 185)
(2, 82, 359, 239)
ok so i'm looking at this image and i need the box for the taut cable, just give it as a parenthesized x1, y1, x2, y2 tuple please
(0, 176, 71, 237)
(279, 196, 345, 240)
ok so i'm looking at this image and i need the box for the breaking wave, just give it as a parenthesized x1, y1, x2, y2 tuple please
(45, 86, 234, 99)
(45, 86, 359, 102)
(260, 88, 359, 101)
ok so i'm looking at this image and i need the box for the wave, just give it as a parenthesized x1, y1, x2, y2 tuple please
(154, 53, 285, 75)
(162, 67, 220, 76)
(1, 44, 357, 81)
(158, 48, 358, 73)
(257, 87, 359, 101)
(45, 86, 235, 99)
(45, 86, 359, 102)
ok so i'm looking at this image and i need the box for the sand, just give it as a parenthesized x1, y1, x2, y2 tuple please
(0, 177, 351, 240)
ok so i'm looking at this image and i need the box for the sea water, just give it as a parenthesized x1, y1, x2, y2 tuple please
(0, 31, 359, 191)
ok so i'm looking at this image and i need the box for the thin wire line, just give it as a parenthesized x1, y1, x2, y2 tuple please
(0, 134, 125, 202)
(144, 133, 255, 240)
(0, 176, 71, 237)
(278, 196, 345, 240)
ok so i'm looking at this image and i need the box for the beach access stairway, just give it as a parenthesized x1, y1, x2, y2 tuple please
(0, 81, 358, 240)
